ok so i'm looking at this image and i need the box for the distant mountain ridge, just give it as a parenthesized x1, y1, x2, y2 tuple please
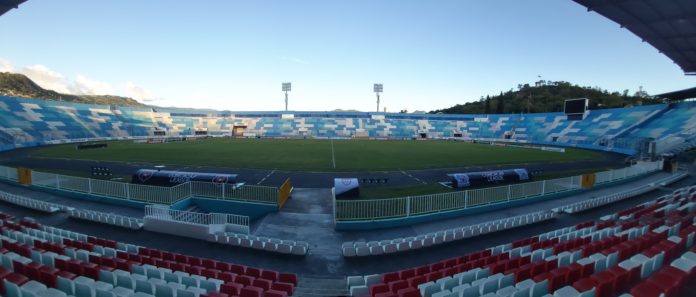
(0, 73, 662, 113)
(0, 72, 147, 107)
(431, 81, 661, 114)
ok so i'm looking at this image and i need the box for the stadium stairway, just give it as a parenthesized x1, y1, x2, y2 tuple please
(290, 275, 349, 297)
(612, 104, 671, 140)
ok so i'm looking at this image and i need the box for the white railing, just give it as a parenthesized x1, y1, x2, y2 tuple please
(25, 170, 277, 206)
(335, 161, 663, 221)
(191, 182, 278, 204)
(144, 205, 250, 234)
(0, 165, 18, 181)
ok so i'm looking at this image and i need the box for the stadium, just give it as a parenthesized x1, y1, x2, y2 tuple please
(0, 1, 695, 297)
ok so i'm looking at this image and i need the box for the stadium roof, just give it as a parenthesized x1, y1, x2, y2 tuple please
(0, 0, 25, 17)
(655, 86, 696, 100)
(573, 0, 696, 75)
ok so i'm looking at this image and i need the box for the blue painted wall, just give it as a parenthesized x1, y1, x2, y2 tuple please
(0, 179, 276, 221)
(190, 197, 277, 220)
(28, 185, 150, 209)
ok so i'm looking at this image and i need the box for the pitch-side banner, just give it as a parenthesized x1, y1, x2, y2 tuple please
(448, 168, 529, 188)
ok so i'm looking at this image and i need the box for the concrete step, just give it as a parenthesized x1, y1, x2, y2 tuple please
(291, 287, 350, 297)
(292, 275, 348, 297)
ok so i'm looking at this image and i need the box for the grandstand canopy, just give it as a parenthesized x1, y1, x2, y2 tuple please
(0, 0, 25, 16)
(655, 86, 696, 100)
(573, 0, 696, 75)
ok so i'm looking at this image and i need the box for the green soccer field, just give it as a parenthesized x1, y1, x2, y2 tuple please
(30, 138, 605, 171)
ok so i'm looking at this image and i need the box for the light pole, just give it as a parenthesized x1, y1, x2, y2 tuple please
(282, 82, 291, 111)
(374, 83, 383, 112)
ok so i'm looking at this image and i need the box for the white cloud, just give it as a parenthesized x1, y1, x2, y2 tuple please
(2, 58, 161, 103)
(71, 74, 114, 95)
(0, 58, 14, 72)
(20, 65, 71, 93)
(125, 82, 157, 102)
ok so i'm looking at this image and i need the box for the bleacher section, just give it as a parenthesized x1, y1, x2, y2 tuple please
(347, 184, 696, 297)
(0, 212, 298, 297)
(2, 96, 694, 155)
(626, 102, 696, 141)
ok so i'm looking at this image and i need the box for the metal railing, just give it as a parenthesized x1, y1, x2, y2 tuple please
(190, 182, 278, 204)
(26, 170, 277, 206)
(0, 165, 17, 181)
(144, 205, 250, 234)
(334, 161, 663, 222)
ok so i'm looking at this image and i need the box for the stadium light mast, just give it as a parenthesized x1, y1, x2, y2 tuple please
(374, 83, 383, 112)
(282, 82, 291, 111)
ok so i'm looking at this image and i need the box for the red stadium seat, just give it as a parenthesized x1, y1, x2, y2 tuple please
(278, 273, 297, 286)
(252, 278, 272, 290)
(235, 275, 254, 286)
(630, 281, 665, 297)
(246, 267, 262, 278)
(388, 280, 408, 293)
(261, 270, 278, 281)
(239, 286, 264, 297)
(397, 287, 419, 297)
(221, 283, 243, 296)
(271, 282, 294, 295)
(382, 272, 399, 284)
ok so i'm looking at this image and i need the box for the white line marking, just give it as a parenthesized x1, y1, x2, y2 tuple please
(401, 170, 427, 184)
(330, 138, 336, 169)
(257, 170, 276, 185)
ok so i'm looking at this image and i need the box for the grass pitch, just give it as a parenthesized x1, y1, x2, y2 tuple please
(31, 138, 604, 171)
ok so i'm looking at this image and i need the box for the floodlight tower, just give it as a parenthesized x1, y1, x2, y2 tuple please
(282, 82, 291, 111)
(374, 83, 383, 112)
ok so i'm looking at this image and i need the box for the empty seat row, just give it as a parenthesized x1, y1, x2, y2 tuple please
(0, 190, 62, 214)
(343, 211, 556, 257)
(68, 209, 144, 230)
(0, 223, 294, 297)
(0, 236, 218, 297)
(346, 222, 607, 296)
(0, 212, 297, 296)
(208, 232, 308, 256)
(628, 248, 696, 297)
(348, 183, 696, 297)
(554, 173, 688, 214)
(662, 137, 696, 155)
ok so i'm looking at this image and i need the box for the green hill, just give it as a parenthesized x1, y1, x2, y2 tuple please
(431, 81, 662, 114)
(0, 72, 147, 107)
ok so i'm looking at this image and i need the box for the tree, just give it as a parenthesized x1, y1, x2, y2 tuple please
(484, 96, 491, 114)
(634, 86, 649, 98)
(496, 95, 504, 114)
(429, 81, 655, 114)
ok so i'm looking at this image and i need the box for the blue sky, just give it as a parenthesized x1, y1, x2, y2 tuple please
(0, 0, 693, 112)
